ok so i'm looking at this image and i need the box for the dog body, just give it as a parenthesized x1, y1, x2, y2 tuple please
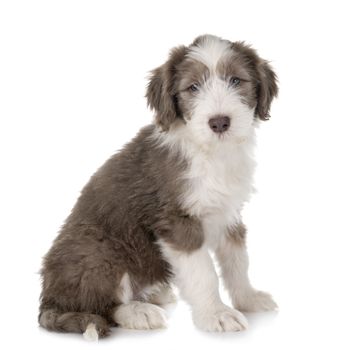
(39, 35, 278, 340)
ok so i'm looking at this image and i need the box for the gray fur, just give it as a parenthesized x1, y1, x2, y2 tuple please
(39, 34, 278, 338)
(39, 125, 196, 336)
(231, 41, 278, 120)
(227, 222, 247, 245)
(146, 45, 188, 130)
(38, 309, 110, 338)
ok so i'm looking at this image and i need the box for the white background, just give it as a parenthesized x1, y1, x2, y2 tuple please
(1, 0, 350, 349)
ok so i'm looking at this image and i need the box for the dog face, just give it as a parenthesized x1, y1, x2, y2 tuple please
(146, 35, 278, 144)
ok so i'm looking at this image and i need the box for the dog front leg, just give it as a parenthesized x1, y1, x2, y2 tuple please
(215, 223, 277, 312)
(159, 238, 248, 332)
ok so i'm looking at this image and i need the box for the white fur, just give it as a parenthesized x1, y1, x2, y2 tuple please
(236, 290, 278, 312)
(116, 272, 133, 304)
(188, 35, 231, 71)
(150, 35, 273, 332)
(216, 236, 277, 312)
(114, 276, 172, 329)
(137, 282, 177, 305)
(159, 240, 248, 331)
(152, 35, 257, 249)
(113, 301, 167, 330)
(153, 123, 256, 250)
(184, 133, 256, 249)
(83, 323, 99, 342)
(187, 35, 256, 144)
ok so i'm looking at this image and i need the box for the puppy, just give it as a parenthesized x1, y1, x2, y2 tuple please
(39, 34, 278, 340)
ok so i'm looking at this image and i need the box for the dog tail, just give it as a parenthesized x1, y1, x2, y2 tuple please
(38, 309, 111, 341)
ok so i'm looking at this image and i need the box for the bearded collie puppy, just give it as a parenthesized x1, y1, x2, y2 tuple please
(39, 34, 278, 341)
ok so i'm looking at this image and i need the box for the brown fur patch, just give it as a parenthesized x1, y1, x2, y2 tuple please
(216, 53, 257, 109)
(176, 59, 210, 91)
(152, 212, 204, 251)
(175, 59, 210, 120)
(146, 46, 188, 130)
(231, 41, 278, 120)
(227, 223, 247, 245)
(39, 125, 204, 336)
(39, 309, 111, 338)
(39, 35, 278, 338)
(148, 36, 278, 125)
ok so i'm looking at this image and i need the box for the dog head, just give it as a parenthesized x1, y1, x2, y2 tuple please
(146, 35, 278, 144)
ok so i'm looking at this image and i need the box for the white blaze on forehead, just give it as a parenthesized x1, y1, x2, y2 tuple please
(187, 35, 231, 71)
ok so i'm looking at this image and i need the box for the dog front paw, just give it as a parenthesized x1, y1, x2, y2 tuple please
(193, 304, 248, 332)
(235, 290, 278, 312)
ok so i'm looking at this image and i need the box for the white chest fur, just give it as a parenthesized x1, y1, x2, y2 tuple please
(152, 126, 256, 248)
(180, 138, 256, 248)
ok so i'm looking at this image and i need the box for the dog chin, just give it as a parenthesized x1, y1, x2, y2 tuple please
(209, 128, 254, 145)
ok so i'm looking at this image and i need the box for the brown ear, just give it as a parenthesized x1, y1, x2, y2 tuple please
(146, 46, 187, 131)
(232, 42, 278, 121)
(255, 60, 278, 120)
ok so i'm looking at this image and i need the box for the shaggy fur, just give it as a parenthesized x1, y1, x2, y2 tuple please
(39, 34, 278, 339)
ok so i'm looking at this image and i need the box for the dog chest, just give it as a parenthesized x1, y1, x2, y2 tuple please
(180, 146, 255, 225)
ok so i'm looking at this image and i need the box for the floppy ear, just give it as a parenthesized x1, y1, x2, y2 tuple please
(146, 46, 187, 131)
(255, 60, 278, 120)
(232, 42, 278, 121)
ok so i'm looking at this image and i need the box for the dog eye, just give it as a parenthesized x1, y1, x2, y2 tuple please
(188, 83, 200, 92)
(229, 77, 241, 87)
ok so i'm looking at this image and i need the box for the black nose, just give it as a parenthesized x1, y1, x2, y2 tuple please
(208, 116, 230, 133)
